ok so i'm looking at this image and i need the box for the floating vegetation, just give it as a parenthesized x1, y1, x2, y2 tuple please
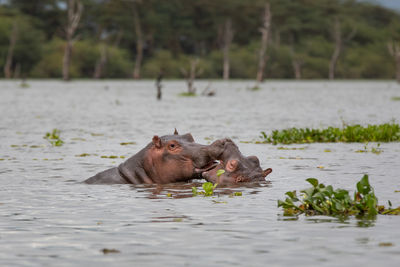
(230, 192, 242, 197)
(178, 92, 197, 97)
(277, 146, 306, 150)
(192, 182, 218, 197)
(248, 85, 261, 91)
(212, 200, 228, 204)
(278, 175, 400, 218)
(44, 129, 64, 146)
(261, 123, 400, 144)
(91, 133, 104, 137)
(120, 142, 136, 146)
(279, 156, 304, 160)
(76, 153, 91, 157)
(324, 149, 332, 152)
(166, 193, 172, 197)
(10, 144, 44, 148)
(378, 242, 394, 247)
(100, 155, 124, 159)
(240, 140, 266, 144)
(391, 96, 400, 101)
(355, 143, 383, 155)
(19, 81, 30, 88)
(101, 248, 120, 254)
(71, 137, 86, 141)
(0, 159, 4, 161)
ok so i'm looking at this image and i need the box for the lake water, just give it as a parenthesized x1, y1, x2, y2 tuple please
(1, 80, 400, 266)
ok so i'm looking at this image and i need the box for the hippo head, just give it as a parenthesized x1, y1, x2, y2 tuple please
(202, 139, 272, 184)
(142, 130, 219, 183)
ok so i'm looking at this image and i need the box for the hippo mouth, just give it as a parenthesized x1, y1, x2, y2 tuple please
(194, 161, 219, 173)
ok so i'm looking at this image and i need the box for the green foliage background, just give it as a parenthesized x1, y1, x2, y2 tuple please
(1, 0, 400, 79)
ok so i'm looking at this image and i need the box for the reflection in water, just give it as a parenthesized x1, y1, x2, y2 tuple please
(1, 81, 400, 266)
(130, 181, 271, 199)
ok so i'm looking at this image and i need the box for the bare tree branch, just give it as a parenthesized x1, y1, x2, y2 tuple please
(63, 0, 84, 81)
(256, 2, 271, 83)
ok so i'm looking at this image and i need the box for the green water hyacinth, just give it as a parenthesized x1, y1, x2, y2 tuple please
(192, 182, 218, 197)
(44, 129, 64, 147)
(261, 123, 400, 144)
(278, 175, 400, 217)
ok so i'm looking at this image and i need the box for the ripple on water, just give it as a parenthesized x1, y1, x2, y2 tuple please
(0, 81, 400, 266)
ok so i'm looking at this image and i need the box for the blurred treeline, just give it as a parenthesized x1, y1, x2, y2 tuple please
(1, 0, 400, 80)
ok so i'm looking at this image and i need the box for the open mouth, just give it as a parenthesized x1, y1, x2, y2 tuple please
(194, 161, 219, 173)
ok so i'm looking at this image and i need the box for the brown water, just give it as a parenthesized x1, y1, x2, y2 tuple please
(1, 80, 400, 266)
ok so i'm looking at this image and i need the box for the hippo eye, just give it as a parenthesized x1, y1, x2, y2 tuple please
(169, 143, 177, 149)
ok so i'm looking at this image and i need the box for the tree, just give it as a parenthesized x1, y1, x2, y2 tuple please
(62, 0, 83, 81)
(256, 2, 271, 82)
(180, 58, 203, 94)
(387, 41, 400, 82)
(3, 21, 17, 78)
(221, 18, 234, 80)
(132, 0, 143, 79)
(328, 16, 356, 80)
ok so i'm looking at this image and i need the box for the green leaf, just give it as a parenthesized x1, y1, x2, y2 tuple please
(216, 169, 225, 177)
(306, 178, 319, 187)
(192, 187, 198, 196)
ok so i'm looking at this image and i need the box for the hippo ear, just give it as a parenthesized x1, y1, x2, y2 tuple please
(263, 168, 272, 177)
(226, 159, 238, 172)
(174, 128, 179, 135)
(152, 135, 162, 148)
(183, 133, 195, 142)
(247, 155, 260, 166)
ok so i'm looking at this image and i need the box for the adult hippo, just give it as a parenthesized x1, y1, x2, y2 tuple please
(84, 130, 225, 184)
(202, 139, 272, 184)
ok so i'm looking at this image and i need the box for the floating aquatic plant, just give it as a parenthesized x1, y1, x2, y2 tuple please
(261, 123, 400, 145)
(44, 129, 64, 146)
(278, 175, 400, 217)
(355, 143, 383, 154)
(192, 182, 218, 196)
(120, 142, 136, 146)
(178, 92, 197, 97)
(100, 155, 125, 159)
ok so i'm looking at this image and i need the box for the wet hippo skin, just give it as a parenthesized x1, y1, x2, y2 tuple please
(84, 130, 225, 184)
(202, 139, 272, 184)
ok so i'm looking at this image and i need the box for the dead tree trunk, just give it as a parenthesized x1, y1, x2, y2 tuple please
(222, 18, 234, 80)
(13, 63, 21, 79)
(132, 1, 143, 79)
(388, 41, 400, 83)
(180, 58, 203, 94)
(290, 46, 304, 80)
(93, 44, 107, 79)
(256, 2, 271, 83)
(63, 0, 83, 81)
(4, 21, 18, 79)
(292, 59, 303, 79)
(156, 71, 163, 100)
(329, 17, 356, 80)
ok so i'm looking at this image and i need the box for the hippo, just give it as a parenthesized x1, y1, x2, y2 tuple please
(84, 130, 225, 184)
(202, 139, 272, 184)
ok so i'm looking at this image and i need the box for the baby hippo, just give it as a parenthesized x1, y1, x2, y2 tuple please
(202, 139, 272, 184)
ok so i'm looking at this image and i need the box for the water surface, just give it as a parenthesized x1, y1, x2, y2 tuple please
(1, 80, 400, 266)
